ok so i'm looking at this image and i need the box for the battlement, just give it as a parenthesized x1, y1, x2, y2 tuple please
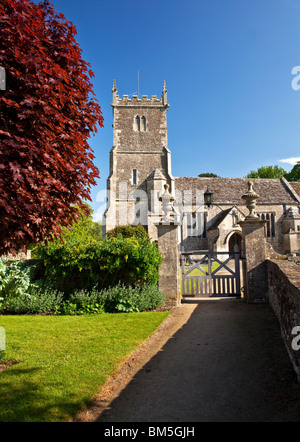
(114, 94, 163, 105)
(112, 80, 168, 107)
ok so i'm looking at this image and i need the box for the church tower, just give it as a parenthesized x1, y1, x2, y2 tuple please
(103, 80, 174, 238)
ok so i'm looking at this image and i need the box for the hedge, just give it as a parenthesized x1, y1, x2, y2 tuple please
(38, 235, 162, 292)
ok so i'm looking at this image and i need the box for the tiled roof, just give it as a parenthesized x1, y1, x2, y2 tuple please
(174, 177, 299, 205)
(290, 182, 300, 199)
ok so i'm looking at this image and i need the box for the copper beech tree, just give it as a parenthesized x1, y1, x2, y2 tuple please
(0, 0, 103, 254)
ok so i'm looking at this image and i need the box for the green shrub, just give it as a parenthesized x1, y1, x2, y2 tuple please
(100, 284, 139, 313)
(102, 283, 165, 313)
(134, 284, 166, 312)
(101, 283, 165, 313)
(55, 287, 105, 315)
(106, 224, 150, 241)
(38, 235, 162, 292)
(0, 278, 165, 315)
(97, 236, 162, 287)
(0, 258, 33, 299)
(0, 259, 63, 314)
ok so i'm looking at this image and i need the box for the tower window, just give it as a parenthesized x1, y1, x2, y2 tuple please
(135, 116, 140, 132)
(134, 116, 146, 132)
(132, 169, 137, 185)
(141, 116, 146, 132)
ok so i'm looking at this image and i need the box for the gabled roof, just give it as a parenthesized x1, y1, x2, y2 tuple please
(174, 177, 299, 205)
(207, 206, 245, 230)
(208, 208, 232, 230)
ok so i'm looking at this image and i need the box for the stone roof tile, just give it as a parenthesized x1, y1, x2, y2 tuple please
(174, 177, 298, 205)
(290, 182, 300, 199)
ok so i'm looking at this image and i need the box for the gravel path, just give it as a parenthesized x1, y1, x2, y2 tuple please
(76, 298, 300, 422)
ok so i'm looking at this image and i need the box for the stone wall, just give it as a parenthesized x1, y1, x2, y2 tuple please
(267, 259, 300, 380)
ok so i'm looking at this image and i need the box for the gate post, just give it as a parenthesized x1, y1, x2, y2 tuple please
(240, 182, 268, 303)
(154, 184, 181, 307)
(156, 223, 181, 307)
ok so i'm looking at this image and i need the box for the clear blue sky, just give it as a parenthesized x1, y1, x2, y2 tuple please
(46, 0, 300, 219)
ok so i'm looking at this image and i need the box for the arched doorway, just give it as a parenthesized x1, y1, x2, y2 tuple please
(228, 232, 242, 252)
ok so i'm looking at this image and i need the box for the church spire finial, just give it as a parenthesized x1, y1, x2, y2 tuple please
(112, 79, 117, 93)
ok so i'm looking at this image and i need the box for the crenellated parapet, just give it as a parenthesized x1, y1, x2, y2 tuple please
(112, 80, 169, 108)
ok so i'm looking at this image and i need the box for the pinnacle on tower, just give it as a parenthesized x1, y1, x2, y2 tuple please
(112, 79, 118, 105)
(162, 80, 168, 106)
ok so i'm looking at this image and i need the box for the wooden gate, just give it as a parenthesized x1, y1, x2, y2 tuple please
(181, 249, 241, 297)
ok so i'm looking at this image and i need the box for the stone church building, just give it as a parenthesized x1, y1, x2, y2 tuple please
(103, 81, 300, 256)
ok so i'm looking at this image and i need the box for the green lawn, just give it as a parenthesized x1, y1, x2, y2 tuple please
(0, 312, 169, 422)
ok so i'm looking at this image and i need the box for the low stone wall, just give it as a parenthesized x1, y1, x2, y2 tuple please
(267, 259, 300, 380)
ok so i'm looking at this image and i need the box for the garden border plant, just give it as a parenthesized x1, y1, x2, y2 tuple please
(0, 261, 165, 315)
(0, 222, 165, 316)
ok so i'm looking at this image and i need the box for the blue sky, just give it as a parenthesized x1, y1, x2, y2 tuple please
(46, 0, 300, 219)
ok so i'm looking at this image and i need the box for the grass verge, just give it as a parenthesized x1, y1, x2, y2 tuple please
(0, 312, 169, 422)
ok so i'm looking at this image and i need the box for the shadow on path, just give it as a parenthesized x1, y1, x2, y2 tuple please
(96, 299, 300, 422)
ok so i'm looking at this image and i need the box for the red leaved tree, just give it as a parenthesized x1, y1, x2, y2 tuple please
(0, 0, 103, 254)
